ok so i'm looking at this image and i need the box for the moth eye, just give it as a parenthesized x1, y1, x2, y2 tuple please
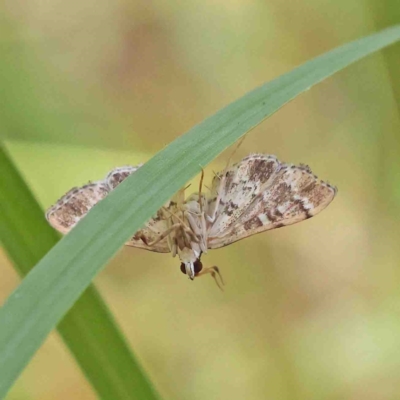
(194, 260, 203, 274)
(180, 263, 186, 274)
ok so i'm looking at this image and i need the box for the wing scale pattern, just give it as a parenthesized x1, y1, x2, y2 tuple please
(46, 165, 170, 252)
(207, 155, 337, 248)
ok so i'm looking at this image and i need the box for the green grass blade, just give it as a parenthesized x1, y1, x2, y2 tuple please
(0, 145, 160, 399)
(0, 25, 399, 398)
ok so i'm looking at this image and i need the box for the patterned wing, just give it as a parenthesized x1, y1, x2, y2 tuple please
(45, 165, 171, 253)
(207, 154, 281, 237)
(207, 160, 337, 249)
(46, 182, 110, 235)
(125, 215, 170, 252)
(105, 165, 170, 252)
(105, 165, 142, 189)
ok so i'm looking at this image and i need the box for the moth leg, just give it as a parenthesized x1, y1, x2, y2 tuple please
(162, 206, 190, 229)
(206, 177, 224, 223)
(185, 212, 203, 236)
(145, 223, 181, 246)
(196, 266, 224, 291)
(185, 211, 208, 252)
(206, 135, 248, 223)
(171, 240, 177, 257)
(184, 226, 201, 244)
(137, 234, 150, 245)
(162, 217, 178, 256)
(206, 168, 228, 223)
(200, 211, 208, 251)
(162, 207, 200, 243)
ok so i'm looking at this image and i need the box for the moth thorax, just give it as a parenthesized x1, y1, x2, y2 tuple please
(184, 194, 207, 211)
(183, 201, 201, 213)
(178, 246, 199, 263)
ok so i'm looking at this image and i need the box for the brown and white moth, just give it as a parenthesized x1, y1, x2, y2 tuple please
(46, 154, 337, 288)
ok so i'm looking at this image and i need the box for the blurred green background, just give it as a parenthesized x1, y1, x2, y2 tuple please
(1, 0, 400, 399)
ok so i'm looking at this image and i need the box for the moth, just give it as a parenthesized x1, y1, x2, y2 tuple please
(46, 154, 337, 288)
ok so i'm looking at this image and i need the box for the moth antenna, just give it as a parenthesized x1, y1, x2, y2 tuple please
(223, 134, 248, 175)
(206, 135, 249, 224)
(198, 167, 205, 214)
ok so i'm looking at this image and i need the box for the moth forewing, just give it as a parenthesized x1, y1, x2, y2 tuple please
(105, 165, 142, 189)
(45, 181, 110, 235)
(206, 157, 337, 249)
(206, 155, 280, 238)
(45, 164, 170, 252)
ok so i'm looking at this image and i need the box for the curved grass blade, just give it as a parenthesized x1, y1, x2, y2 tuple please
(0, 25, 400, 398)
(0, 145, 160, 399)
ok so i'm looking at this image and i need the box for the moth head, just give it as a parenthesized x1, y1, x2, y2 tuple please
(180, 259, 203, 280)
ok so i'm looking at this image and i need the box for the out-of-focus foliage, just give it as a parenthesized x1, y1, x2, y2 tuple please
(0, 144, 160, 400)
(1, 1, 399, 400)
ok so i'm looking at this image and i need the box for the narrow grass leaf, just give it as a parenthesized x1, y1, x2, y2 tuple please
(0, 145, 160, 399)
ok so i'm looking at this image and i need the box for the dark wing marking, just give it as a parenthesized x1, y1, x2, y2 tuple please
(105, 165, 142, 189)
(208, 162, 337, 249)
(46, 182, 109, 234)
(45, 164, 170, 253)
(207, 154, 281, 237)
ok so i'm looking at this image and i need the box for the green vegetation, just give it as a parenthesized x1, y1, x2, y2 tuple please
(0, 7, 399, 400)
